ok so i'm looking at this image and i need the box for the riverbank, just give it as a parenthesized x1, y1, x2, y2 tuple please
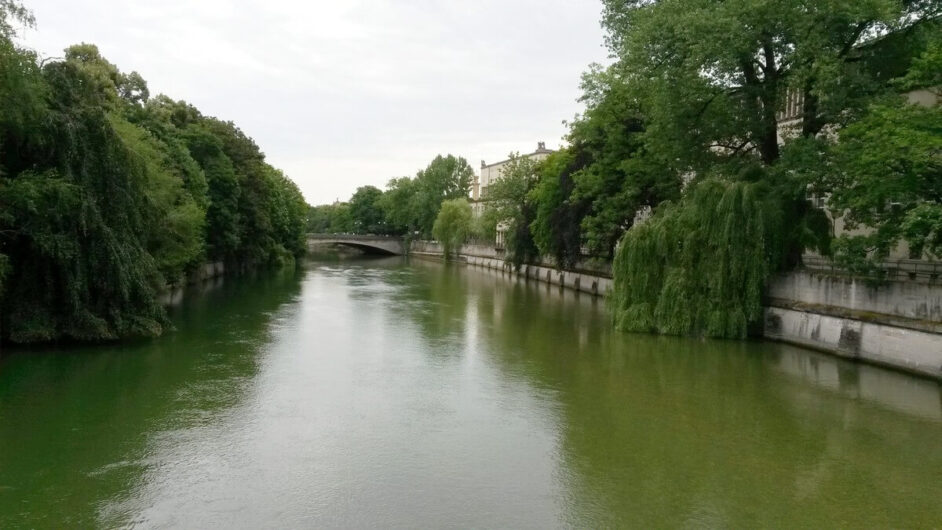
(410, 241, 942, 380)
(159, 261, 227, 306)
(764, 271, 942, 380)
(409, 241, 613, 296)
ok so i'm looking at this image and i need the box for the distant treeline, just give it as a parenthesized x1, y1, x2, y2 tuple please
(0, 3, 308, 343)
(307, 154, 475, 239)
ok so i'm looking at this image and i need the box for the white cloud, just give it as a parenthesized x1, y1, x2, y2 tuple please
(19, 0, 609, 204)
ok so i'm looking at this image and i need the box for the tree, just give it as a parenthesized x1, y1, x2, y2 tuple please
(412, 155, 474, 236)
(896, 28, 942, 93)
(0, 55, 167, 341)
(328, 203, 354, 233)
(612, 174, 794, 339)
(432, 199, 473, 259)
(566, 66, 682, 257)
(825, 101, 942, 270)
(601, 0, 939, 169)
(109, 116, 205, 284)
(348, 185, 386, 234)
(180, 119, 242, 261)
(376, 177, 415, 235)
(266, 167, 309, 261)
(0, 22, 310, 344)
(529, 150, 589, 268)
(0, 0, 32, 38)
(307, 204, 333, 233)
(599, 0, 935, 337)
(483, 154, 542, 269)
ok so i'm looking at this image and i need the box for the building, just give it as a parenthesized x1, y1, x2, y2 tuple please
(470, 142, 556, 247)
(777, 87, 939, 261)
(474, 141, 555, 201)
(471, 141, 554, 216)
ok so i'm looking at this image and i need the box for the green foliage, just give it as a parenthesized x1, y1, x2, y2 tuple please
(567, 67, 681, 257)
(432, 198, 473, 259)
(0, 0, 33, 40)
(328, 203, 354, 233)
(601, 0, 936, 166)
(306, 202, 355, 234)
(613, 178, 788, 339)
(825, 101, 942, 269)
(348, 185, 386, 234)
(411, 154, 474, 237)
(378, 176, 417, 235)
(898, 37, 942, 92)
(311, 202, 354, 233)
(180, 120, 242, 259)
(130, 97, 209, 209)
(265, 167, 309, 261)
(109, 116, 205, 284)
(0, 252, 7, 298)
(332, 155, 473, 239)
(307, 204, 331, 233)
(0, 41, 43, 155)
(530, 150, 585, 268)
(0, 86, 166, 342)
(483, 154, 541, 269)
(0, 29, 309, 344)
(600, 0, 937, 340)
(472, 207, 498, 242)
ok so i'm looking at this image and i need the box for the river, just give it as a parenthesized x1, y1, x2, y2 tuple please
(0, 257, 940, 527)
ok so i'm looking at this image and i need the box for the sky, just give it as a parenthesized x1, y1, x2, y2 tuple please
(18, 0, 610, 205)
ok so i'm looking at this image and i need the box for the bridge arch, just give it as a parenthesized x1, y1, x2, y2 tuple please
(307, 234, 406, 256)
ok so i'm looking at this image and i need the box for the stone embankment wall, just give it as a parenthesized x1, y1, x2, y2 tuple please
(409, 241, 613, 296)
(411, 241, 942, 379)
(764, 271, 942, 380)
(160, 261, 226, 306)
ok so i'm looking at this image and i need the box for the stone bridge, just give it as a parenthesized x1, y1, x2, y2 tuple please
(307, 234, 406, 255)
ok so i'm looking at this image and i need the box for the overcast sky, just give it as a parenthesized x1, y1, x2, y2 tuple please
(19, 0, 609, 205)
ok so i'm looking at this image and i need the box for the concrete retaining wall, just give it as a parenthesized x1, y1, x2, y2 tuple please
(767, 271, 942, 324)
(764, 306, 942, 380)
(463, 255, 613, 296)
(765, 271, 942, 379)
(160, 261, 226, 306)
(409, 242, 612, 297)
(414, 245, 942, 379)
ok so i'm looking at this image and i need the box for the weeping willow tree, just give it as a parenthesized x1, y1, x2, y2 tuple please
(0, 6, 310, 344)
(611, 176, 814, 339)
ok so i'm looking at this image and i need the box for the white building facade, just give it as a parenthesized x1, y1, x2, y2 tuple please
(470, 142, 555, 247)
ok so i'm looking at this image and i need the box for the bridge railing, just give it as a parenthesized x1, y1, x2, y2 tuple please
(307, 233, 403, 241)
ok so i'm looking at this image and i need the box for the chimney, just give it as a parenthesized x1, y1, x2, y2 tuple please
(537, 141, 546, 151)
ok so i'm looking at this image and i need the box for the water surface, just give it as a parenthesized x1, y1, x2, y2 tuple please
(1, 258, 940, 527)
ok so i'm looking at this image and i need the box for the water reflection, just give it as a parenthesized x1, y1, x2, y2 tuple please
(0, 258, 939, 527)
(0, 269, 303, 527)
(410, 259, 942, 527)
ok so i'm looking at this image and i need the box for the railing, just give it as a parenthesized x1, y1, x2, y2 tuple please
(308, 233, 402, 241)
(801, 255, 942, 282)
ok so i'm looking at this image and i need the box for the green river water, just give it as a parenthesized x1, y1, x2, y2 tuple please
(0, 257, 940, 528)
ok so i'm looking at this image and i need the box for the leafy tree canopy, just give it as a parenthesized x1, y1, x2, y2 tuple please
(348, 185, 387, 234)
(0, 21, 309, 344)
(432, 198, 473, 259)
(483, 154, 541, 268)
(825, 101, 942, 271)
(600, 0, 933, 337)
(411, 154, 474, 237)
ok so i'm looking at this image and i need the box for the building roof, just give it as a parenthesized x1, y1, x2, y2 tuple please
(481, 142, 555, 169)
